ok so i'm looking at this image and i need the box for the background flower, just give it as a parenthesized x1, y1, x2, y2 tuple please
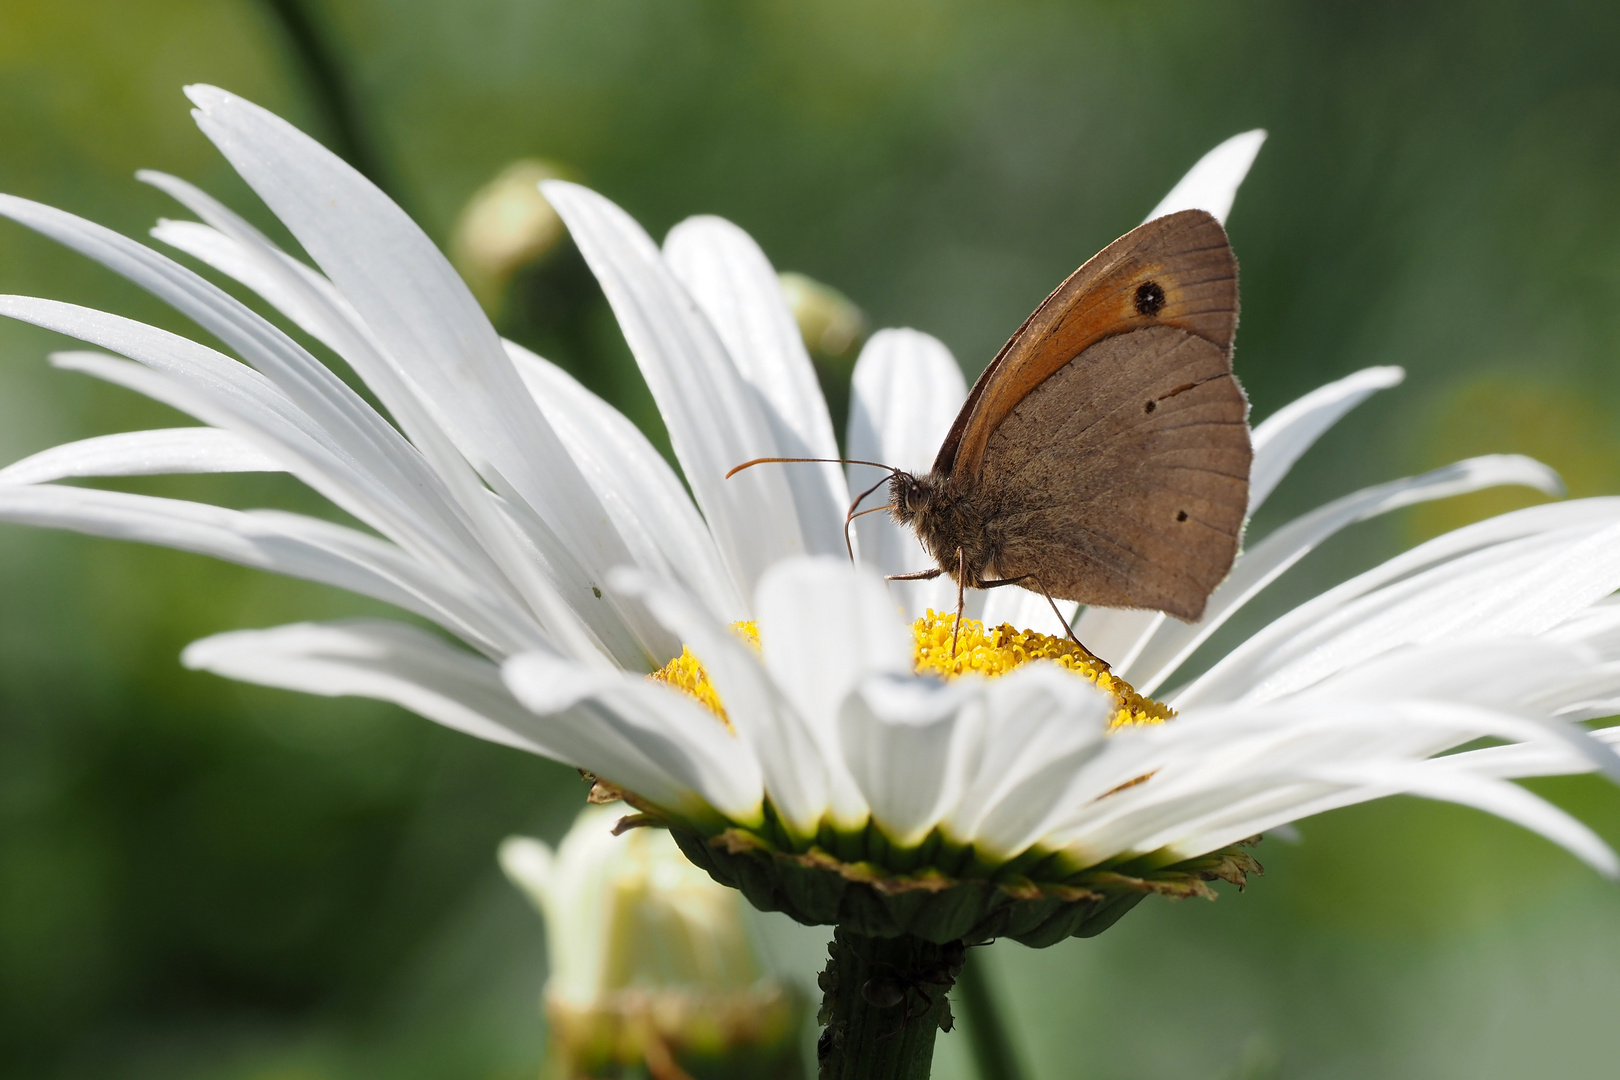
(500, 806, 805, 1079)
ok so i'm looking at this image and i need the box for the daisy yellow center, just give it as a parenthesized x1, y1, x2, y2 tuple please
(649, 612, 1172, 730)
(648, 621, 759, 732)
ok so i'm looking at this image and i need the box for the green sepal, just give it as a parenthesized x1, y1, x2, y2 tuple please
(671, 826, 1263, 946)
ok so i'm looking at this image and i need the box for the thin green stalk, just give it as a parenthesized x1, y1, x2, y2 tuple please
(258, 0, 396, 199)
(955, 950, 1029, 1080)
(816, 929, 959, 1079)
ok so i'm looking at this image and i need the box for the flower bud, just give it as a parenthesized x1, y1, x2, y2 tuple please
(452, 159, 569, 314)
(500, 806, 806, 1079)
(779, 272, 867, 364)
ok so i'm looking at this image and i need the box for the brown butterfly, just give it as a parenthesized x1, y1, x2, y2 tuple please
(733, 209, 1250, 659)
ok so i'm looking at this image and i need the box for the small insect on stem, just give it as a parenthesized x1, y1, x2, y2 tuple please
(856, 939, 972, 1044)
(725, 456, 906, 562)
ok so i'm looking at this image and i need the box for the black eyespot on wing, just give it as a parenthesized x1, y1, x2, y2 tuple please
(1134, 280, 1166, 317)
(1143, 400, 1157, 414)
(1176, 509, 1188, 522)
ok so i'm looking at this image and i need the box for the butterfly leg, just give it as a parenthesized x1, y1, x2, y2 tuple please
(885, 568, 944, 582)
(977, 574, 1110, 671)
(952, 548, 967, 659)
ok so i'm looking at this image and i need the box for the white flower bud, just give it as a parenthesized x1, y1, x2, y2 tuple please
(779, 271, 867, 361)
(500, 806, 804, 1077)
(452, 159, 568, 313)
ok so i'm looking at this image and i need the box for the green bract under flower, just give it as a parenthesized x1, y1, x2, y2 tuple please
(671, 822, 1261, 947)
(640, 611, 1254, 945)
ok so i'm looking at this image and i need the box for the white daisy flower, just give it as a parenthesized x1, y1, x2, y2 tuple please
(3, 89, 1619, 1072)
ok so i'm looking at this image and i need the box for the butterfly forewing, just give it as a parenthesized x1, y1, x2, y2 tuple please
(937, 209, 1238, 482)
(977, 325, 1250, 620)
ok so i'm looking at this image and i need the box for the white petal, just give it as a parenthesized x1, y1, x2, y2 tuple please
(0, 427, 283, 484)
(1144, 130, 1268, 225)
(607, 566, 830, 838)
(137, 170, 381, 363)
(1302, 638, 1620, 784)
(543, 180, 809, 593)
(0, 483, 540, 655)
(503, 650, 764, 825)
(979, 587, 1076, 639)
(0, 196, 482, 570)
(1178, 498, 1620, 707)
(943, 664, 1110, 857)
(1047, 699, 1455, 834)
(143, 180, 502, 541)
(149, 216, 350, 352)
(1048, 698, 1602, 865)
(37, 337, 604, 663)
(1421, 716, 1620, 779)
(184, 86, 639, 640)
(146, 209, 546, 619)
(1248, 366, 1407, 514)
(2, 313, 501, 629)
(846, 329, 966, 477)
(838, 674, 981, 848)
(183, 619, 549, 753)
(1129, 454, 1563, 693)
(141, 180, 551, 610)
(664, 215, 849, 558)
(142, 178, 640, 666)
(1546, 595, 1620, 655)
(507, 342, 745, 625)
(37, 344, 583, 655)
(755, 557, 912, 826)
(39, 339, 393, 526)
(1070, 608, 1164, 673)
(845, 329, 968, 618)
(1257, 762, 1615, 877)
(1130, 754, 1616, 877)
(1230, 522, 1620, 705)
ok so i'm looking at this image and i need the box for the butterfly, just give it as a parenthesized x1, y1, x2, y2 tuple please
(735, 209, 1250, 660)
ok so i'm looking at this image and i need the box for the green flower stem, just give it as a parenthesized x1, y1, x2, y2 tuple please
(955, 951, 1028, 1080)
(816, 929, 960, 1080)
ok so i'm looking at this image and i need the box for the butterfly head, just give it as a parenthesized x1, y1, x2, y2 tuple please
(887, 469, 937, 527)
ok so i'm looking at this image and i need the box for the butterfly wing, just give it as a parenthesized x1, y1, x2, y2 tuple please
(977, 325, 1250, 620)
(936, 209, 1237, 482)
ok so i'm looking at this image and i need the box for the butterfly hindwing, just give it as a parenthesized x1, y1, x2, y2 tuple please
(976, 325, 1250, 620)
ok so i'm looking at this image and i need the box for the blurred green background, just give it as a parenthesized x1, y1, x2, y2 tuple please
(4, 1, 1620, 1077)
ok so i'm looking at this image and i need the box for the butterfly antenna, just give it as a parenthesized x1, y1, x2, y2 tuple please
(725, 456, 900, 479)
(727, 457, 904, 565)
